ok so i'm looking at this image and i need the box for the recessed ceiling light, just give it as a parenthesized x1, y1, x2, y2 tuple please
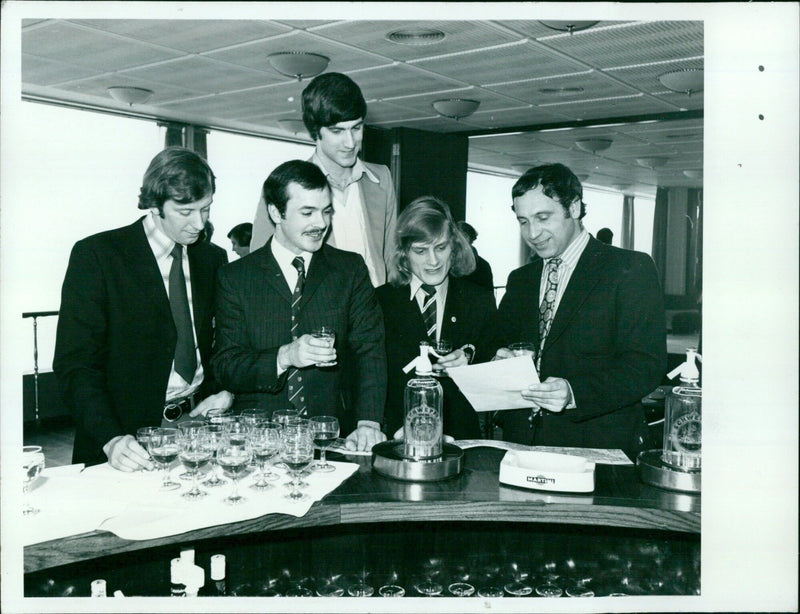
(538, 21, 599, 34)
(386, 28, 446, 45)
(538, 87, 585, 95)
(107, 86, 153, 105)
(658, 69, 704, 96)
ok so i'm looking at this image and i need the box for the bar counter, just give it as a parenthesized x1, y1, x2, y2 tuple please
(25, 445, 699, 578)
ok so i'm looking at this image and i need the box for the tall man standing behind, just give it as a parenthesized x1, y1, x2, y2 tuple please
(250, 72, 397, 287)
(54, 148, 232, 469)
(212, 160, 387, 451)
(494, 163, 665, 459)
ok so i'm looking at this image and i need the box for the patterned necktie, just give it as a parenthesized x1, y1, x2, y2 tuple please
(537, 257, 562, 371)
(287, 256, 306, 415)
(420, 284, 437, 342)
(169, 244, 196, 383)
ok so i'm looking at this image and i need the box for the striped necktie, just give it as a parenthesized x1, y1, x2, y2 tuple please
(537, 257, 562, 371)
(169, 244, 196, 383)
(420, 284, 437, 342)
(287, 256, 306, 415)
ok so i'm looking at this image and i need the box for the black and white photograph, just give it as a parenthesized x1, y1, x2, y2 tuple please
(1, 2, 797, 613)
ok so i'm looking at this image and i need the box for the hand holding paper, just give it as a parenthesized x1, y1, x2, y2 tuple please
(446, 356, 540, 412)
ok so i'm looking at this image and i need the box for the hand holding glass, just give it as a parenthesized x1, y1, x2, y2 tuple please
(22, 445, 45, 516)
(312, 326, 336, 366)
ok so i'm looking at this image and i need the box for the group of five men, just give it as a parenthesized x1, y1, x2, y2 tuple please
(53, 73, 665, 470)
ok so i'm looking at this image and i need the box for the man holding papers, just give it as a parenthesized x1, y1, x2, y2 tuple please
(493, 164, 666, 459)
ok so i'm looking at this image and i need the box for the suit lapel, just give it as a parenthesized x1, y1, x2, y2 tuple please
(258, 238, 293, 302)
(543, 240, 604, 351)
(119, 220, 172, 319)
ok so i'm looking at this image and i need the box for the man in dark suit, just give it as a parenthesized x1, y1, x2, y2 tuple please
(54, 148, 232, 469)
(250, 72, 396, 287)
(457, 220, 495, 291)
(212, 160, 387, 451)
(494, 163, 665, 459)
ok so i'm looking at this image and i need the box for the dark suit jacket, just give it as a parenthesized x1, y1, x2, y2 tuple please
(211, 240, 386, 433)
(494, 237, 666, 459)
(463, 248, 494, 291)
(376, 276, 497, 440)
(53, 218, 228, 466)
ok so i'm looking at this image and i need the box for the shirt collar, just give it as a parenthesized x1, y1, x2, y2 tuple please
(311, 151, 378, 188)
(270, 235, 312, 270)
(143, 211, 177, 260)
(409, 275, 449, 300)
(546, 229, 590, 271)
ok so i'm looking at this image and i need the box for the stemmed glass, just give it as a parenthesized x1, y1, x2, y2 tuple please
(430, 339, 452, 377)
(202, 423, 228, 487)
(503, 561, 532, 596)
(148, 428, 181, 491)
(250, 421, 282, 490)
(217, 434, 252, 505)
(179, 426, 215, 500)
(272, 409, 299, 470)
(239, 408, 269, 432)
(22, 445, 45, 516)
(280, 423, 314, 501)
(176, 420, 206, 480)
(136, 426, 157, 470)
(309, 415, 339, 473)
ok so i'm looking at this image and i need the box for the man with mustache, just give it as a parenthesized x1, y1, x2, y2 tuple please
(250, 72, 396, 288)
(212, 160, 387, 451)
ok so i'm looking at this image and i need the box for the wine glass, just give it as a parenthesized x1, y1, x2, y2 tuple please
(22, 445, 45, 516)
(312, 326, 337, 367)
(239, 408, 269, 432)
(202, 423, 228, 487)
(430, 339, 452, 377)
(503, 561, 532, 596)
(272, 408, 300, 428)
(176, 420, 207, 480)
(135, 426, 157, 470)
(280, 424, 314, 501)
(179, 427, 214, 500)
(250, 421, 282, 490)
(309, 415, 339, 473)
(217, 435, 252, 505)
(148, 428, 181, 491)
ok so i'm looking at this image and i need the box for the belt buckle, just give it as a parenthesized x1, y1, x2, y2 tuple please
(163, 396, 192, 423)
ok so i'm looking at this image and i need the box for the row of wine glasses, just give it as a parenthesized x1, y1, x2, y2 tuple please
(136, 410, 340, 505)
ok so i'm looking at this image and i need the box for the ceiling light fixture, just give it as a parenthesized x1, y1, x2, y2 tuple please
(658, 69, 704, 96)
(432, 98, 480, 120)
(683, 169, 702, 179)
(576, 173, 590, 182)
(267, 52, 329, 81)
(538, 86, 585, 95)
(106, 86, 153, 106)
(511, 163, 537, 173)
(278, 119, 309, 135)
(538, 21, 599, 34)
(575, 138, 613, 153)
(386, 28, 446, 45)
(636, 156, 669, 169)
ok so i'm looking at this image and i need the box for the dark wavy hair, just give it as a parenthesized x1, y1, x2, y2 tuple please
(137, 147, 215, 213)
(387, 196, 476, 287)
(262, 160, 329, 217)
(511, 163, 586, 219)
(302, 73, 367, 140)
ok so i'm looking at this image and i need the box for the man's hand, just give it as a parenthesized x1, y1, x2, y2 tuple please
(432, 348, 469, 373)
(190, 390, 234, 418)
(520, 377, 572, 412)
(103, 434, 153, 471)
(492, 347, 515, 361)
(278, 334, 337, 371)
(345, 420, 387, 451)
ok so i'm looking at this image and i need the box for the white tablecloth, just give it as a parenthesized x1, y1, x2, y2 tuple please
(22, 460, 358, 545)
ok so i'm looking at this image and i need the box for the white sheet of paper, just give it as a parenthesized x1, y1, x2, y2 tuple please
(447, 356, 540, 412)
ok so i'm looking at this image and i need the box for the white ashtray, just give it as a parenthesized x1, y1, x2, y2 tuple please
(498, 450, 595, 493)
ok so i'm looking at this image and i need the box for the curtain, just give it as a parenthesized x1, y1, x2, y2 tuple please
(651, 187, 669, 288)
